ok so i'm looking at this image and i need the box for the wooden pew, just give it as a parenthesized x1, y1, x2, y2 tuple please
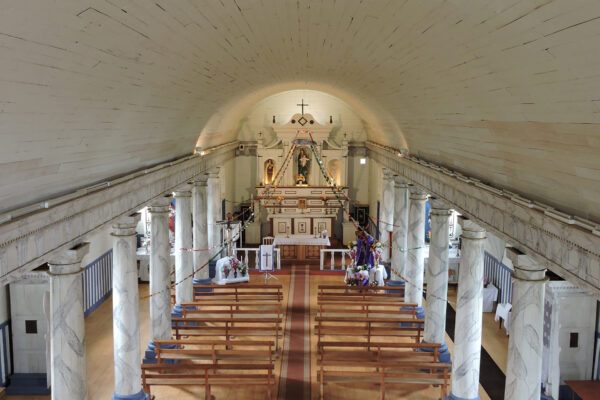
(141, 362, 274, 400)
(171, 316, 283, 351)
(316, 302, 419, 319)
(317, 341, 450, 400)
(151, 339, 275, 364)
(192, 284, 284, 303)
(314, 315, 424, 352)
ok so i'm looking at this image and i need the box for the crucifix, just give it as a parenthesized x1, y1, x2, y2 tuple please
(297, 99, 309, 115)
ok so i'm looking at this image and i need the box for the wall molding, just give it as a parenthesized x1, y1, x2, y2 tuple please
(366, 141, 600, 299)
(0, 142, 238, 284)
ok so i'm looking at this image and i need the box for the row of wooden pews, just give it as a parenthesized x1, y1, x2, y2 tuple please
(315, 285, 451, 400)
(142, 284, 284, 399)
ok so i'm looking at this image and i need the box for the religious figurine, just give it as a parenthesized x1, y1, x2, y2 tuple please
(355, 230, 375, 268)
(265, 159, 275, 185)
(296, 147, 311, 185)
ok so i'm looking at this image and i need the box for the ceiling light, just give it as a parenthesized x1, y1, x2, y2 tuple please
(360, 158, 366, 165)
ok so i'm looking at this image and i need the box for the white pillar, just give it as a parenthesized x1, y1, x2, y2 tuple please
(391, 176, 409, 282)
(143, 197, 174, 364)
(173, 189, 193, 316)
(423, 199, 452, 363)
(404, 186, 427, 318)
(192, 177, 211, 284)
(206, 168, 221, 250)
(379, 169, 395, 263)
(111, 216, 149, 400)
(47, 243, 90, 400)
(504, 250, 547, 400)
(448, 219, 486, 400)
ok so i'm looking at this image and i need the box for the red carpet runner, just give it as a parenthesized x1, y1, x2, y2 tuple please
(278, 265, 311, 400)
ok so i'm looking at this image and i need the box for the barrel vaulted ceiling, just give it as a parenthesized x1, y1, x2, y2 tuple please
(1, 0, 599, 221)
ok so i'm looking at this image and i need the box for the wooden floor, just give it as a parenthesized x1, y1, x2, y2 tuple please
(8, 270, 510, 400)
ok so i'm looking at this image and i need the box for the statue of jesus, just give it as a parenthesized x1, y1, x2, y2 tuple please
(297, 147, 311, 185)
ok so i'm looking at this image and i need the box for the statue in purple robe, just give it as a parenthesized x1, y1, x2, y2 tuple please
(355, 231, 374, 268)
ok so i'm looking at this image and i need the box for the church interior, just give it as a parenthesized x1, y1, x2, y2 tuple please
(1, 1, 600, 399)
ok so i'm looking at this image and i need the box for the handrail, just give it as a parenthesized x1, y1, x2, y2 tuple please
(320, 249, 352, 270)
(236, 247, 281, 270)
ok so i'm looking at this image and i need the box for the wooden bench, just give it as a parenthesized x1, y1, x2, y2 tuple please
(317, 341, 450, 400)
(152, 339, 276, 364)
(192, 284, 284, 303)
(141, 362, 274, 400)
(314, 315, 424, 351)
(172, 316, 283, 351)
(180, 303, 282, 320)
(316, 302, 419, 319)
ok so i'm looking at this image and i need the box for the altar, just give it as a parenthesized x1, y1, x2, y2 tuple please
(272, 234, 331, 265)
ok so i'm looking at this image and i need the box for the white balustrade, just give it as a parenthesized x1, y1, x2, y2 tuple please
(320, 249, 352, 270)
(236, 247, 281, 270)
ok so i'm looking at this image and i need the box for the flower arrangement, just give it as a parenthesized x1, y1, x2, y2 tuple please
(347, 241, 357, 264)
(222, 256, 248, 278)
(372, 241, 384, 266)
(345, 264, 377, 287)
(483, 276, 490, 288)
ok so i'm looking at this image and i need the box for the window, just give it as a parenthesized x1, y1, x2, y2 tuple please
(569, 332, 578, 348)
(359, 158, 366, 165)
(25, 320, 37, 334)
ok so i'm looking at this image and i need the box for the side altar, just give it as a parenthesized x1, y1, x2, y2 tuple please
(250, 111, 356, 263)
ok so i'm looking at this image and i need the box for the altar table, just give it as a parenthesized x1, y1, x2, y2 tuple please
(272, 235, 330, 247)
(273, 234, 330, 265)
(482, 284, 498, 313)
(214, 257, 250, 285)
(345, 265, 388, 287)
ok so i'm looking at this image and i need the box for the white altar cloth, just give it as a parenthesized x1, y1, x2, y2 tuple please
(345, 265, 388, 287)
(214, 257, 250, 285)
(273, 235, 330, 247)
(482, 284, 498, 313)
(494, 302, 512, 335)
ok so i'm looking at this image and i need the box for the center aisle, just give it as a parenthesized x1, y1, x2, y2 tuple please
(278, 265, 311, 400)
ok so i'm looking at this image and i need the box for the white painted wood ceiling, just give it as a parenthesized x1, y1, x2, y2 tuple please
(1, 0, 599, 221)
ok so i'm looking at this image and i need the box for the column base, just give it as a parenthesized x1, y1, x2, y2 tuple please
(6, 373, 51, 395)
(171, 304, 198, 326)
(193, 278, 214, 293)
(444, 393, 480, 400)
(400, 305, 425, 326)
(417, 341, 452, 364)
(143, 340, 179, 364)
(386, 280, 405, 295)
(112, 389, 150, 400)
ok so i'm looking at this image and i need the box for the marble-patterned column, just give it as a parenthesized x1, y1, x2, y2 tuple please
(47, 243, 90, 400)
(206, 168, 221, 250)
(143, 197, 175, 364)
(447, 220, 486, 400)
(111, 216, 149, 400)
(379, 169, 395, 263)
(390, 176, 409, 283)
(192, 177, 211, 285)
(403, 186, 428, 318)
(504, 250, 548, 400)
(423, 199, 452, 363)
(172, 188, 193, 317)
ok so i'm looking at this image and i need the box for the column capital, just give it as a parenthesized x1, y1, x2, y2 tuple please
(429, 197, 451, 212)
(48, 242, 90, 275)
(382, 168, 395, 180)
(172, 189, 192, 198)
(409, 185, 428, 200)
(191, 177, 208, 187)
(111, 215, 140, 236)
(394, 176, 409, 188)
(149, 196, 172, 213)
(461, 219, 486, 240)
(207, 167, 220, 178)
(507, 248, 547, 281)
